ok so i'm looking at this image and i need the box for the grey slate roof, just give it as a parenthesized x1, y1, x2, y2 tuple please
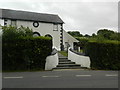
(0, 9, 64, 24)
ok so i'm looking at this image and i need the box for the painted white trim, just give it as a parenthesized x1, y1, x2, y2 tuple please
(68, 48, 91, 68)
(76, 75, 92, 77)
(42, 76, 60, 77)
(45, 52, 59, 70)
(3, 76, 23, 79)
(105, 74, 118, 77)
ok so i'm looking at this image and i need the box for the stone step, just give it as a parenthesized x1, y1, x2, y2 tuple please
(59, 60, 71, 62)
(57, 64, 81, 67)
(59, 57, 68, 59)
(59, 62, 75, 64)
(53, 67, 82, 69)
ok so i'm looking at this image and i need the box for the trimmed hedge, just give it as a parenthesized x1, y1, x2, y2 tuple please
(75, 37, 89, 51)
(85, 41, 120, 70)
(2, 37, 52, 71)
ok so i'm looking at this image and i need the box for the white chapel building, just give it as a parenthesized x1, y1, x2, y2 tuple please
(0, 9, 79, 51)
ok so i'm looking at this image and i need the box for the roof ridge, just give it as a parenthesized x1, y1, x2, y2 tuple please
(1, 8, 64, 24)
(1, 8, 58, 16)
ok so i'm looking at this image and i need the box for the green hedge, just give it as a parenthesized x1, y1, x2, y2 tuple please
(2, 36, 52, 71)
(85, 41, 120, 70)
(75, 37, 89, 51)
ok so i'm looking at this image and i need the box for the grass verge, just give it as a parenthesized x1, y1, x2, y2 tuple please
(59, 51, 68, 57)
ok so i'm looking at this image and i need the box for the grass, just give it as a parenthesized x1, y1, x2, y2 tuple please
(59, 51, 68, 57)
(79, 49, 83, 53)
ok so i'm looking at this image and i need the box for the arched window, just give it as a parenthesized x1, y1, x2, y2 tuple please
(33, 32, 41, 37)
(45, 34, 52, 39)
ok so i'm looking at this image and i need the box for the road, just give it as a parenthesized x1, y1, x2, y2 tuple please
(2, 70, 118, 88)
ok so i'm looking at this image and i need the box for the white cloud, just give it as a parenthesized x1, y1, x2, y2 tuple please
(0, 1, 118, 35)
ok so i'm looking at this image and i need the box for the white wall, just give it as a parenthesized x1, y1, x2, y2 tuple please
(45, 52, 59, 70)
(3, 19, 80, 51)
(0, 19, 4, 35)
(17, 20, 61, 50)
(68, 48, 91, 68)
(4, 19, 61, 50)
(63, 30, 79, 50)
(0, 19, 4, 26)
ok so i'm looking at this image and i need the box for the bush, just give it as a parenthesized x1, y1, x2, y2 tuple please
(75, 37, 89, 51)
(2, 37, 52, 71)
(85, 41, 120, 70)
(2, 25, 52, 71)
(2, 25, 33, 40)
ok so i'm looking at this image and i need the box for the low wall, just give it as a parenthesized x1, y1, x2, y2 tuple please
(45, 49, 59, 70)
(68, 48, 91, 68)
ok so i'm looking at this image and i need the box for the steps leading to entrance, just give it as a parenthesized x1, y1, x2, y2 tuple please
(53, 53, 82, 70)
(57, 64, 81, 67)
(53, 67, 82, 69)
(59, 61, 75, 64)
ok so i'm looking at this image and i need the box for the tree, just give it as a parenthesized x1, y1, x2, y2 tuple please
(92, 33, 96, 37)
(1, 25, 33, 40)
(97, 29, 114, 40)
(84, 34, 90, 37)
(67, 31, 83, 37)
(96, 29, 120, 41)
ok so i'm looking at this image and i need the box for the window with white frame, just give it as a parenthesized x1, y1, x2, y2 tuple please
(53, 23, 58, 31)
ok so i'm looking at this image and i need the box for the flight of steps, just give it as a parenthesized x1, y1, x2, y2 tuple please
(53, 53, 82, 70)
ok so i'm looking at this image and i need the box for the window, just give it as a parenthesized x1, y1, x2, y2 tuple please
(33, 21, 39, 28)
(53, 23, 58, 31)
(4, 19, 7, 26)
(33, 32, 41, 37)
(11, 20, 17, 26)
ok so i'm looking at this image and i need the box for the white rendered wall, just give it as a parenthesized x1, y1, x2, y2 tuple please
(3, 19, 80, 51)
(68, 48, 91, 68)
(0, 19, 4, 26)
(45, 53, 59, 70)
(0, 19, 4, 35)
(17, 20, 61, 50)
(63, 30, 79, 50)
(5, 19, 61, 50)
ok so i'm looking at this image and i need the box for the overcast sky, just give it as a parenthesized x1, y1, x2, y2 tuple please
(0, 0, 119, 35)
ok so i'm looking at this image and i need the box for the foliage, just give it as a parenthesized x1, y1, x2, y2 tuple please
(68, 29, 120, 70)
(3, 36, 52, 71)
(75, 37, 89, 51)
(2, 25, 52, 71)
(92, 33, 96, 37)
(84, 34, 90, 38)
(85, 41, 120, 70)
(1, 25, 33, 40)
(67, 31, 83, 37)
(96, 29, 120, 41)
(59, 51, 68, 57)
(67, 29, 119, 41)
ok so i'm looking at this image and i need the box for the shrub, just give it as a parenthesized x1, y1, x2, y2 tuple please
(75, 37, 89, 51)
(2, 25, 52, 71)
(1, 25, 33, 40)
(2, 36, 52, 71)
(85, 41, 120, 70)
